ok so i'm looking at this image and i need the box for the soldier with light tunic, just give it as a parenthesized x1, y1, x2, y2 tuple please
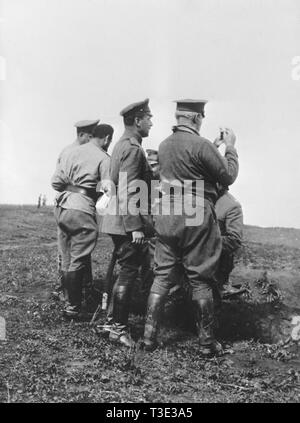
(51, 123, 113, 319)
(52, 120, 99, 301)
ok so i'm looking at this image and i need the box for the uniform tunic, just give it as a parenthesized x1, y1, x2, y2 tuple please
(52, 142, 110, 216)
(51, 142, 110, 271)
(158, 125, 238, 203)
(215, 190, 243, 286)
(100, 129, 153, 235)
(150, 125, 239, 300)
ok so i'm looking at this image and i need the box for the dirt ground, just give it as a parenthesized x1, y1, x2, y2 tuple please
(0, 205, 299, 403)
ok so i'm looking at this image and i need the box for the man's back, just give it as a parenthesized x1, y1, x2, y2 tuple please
(159, 132, 211, 181)
(159, 128, 239, 203)
(56, 141, 78, 165)
(60, 143, 108, 187)
(216, 191, 242, 223)
(51, 142, 110, 215)
(215, 191, 243, 253)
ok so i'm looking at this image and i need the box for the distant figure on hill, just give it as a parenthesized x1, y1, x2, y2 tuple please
(42, 195, 47, 207)
(37, 194, 42, 209)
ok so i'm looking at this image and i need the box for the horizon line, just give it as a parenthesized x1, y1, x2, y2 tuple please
(0, 203, 299, 231)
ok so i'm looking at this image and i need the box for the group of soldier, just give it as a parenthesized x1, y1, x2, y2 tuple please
(37, 194, 47, 208)
(51, 98, 243, 357)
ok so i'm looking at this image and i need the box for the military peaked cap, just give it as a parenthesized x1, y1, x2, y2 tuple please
(120, 98, 151, 118)
(74, 119, 100, 133)
(175, 99, 207, 115)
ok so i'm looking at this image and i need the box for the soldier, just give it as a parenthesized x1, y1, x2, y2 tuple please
(51, 124, 114, 319)
(215, 184, 243, 298)
(57, 119, 99, 161)
(42, 195, 47, 207)
(37, 194, 42, 208)
(52, 120, 99, 300)
(141, 99, 239, 357)
(100, 99, 153, 347)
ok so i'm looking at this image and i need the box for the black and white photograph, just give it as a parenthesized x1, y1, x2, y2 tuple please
(0, 0, 300, 405)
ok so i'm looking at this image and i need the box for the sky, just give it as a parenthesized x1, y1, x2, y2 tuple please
(0, 0, 300, 228)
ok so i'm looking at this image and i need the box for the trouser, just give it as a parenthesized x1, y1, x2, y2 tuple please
(107, 234, 149, 328)
(57, 249, 93, 291)
(151, 200, 221, 299)
(213, 251, 234, 308)
(148, 199, 222, 345)
(55, 207, 98, 272)
(140, 237, 155, 295)
(216, 251, 234, 288)
(54, 206, 98, 311)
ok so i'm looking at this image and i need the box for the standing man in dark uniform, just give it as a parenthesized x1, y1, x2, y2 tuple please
(142, 99, 239, 356)
(51, 124, 114, 319)
(100, 99, 153, 347)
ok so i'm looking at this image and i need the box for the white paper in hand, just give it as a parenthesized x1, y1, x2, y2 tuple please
(96, 193, 111, 216)
(291, 316, 300, 342)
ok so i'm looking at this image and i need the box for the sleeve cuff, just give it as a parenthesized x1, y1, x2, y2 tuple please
(225, 145, 238, 156)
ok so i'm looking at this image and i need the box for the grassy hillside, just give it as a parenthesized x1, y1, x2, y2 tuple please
(0, 205, 299, 403)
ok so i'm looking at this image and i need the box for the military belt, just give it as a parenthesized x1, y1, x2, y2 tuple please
(65, 185, 98, 202)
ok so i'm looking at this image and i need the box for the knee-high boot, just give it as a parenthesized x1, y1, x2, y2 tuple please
(112, 285, 130, 326)
(108, 285, 135, 347)
(193, 297, 223, 356)
(52, 269, 67, 302)
(64, 269, 84, 318)
(142, 292, 166, 351)
(82, 257, 94, 311)
(61, 270, 69, 301)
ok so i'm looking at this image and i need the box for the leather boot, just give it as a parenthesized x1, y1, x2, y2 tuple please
(108, 285, 135, 348)
(112, 285, 129, 325)
(61, 270, 69, 301)
(105, 294, 114, 325)
(52, 270, 67, 302)
(64, 269, 84, 319)
(193, 297, 223, 357)
(82, 257, 93, 310)
(142, 292, 165, 351)
(96, 295, 114, 337)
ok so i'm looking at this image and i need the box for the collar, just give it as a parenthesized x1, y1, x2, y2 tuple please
(89, 140, 109, 155)
(172, 125, 200, 136)
(121, 128, 142, 145)
(99, 146, 109, 156)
